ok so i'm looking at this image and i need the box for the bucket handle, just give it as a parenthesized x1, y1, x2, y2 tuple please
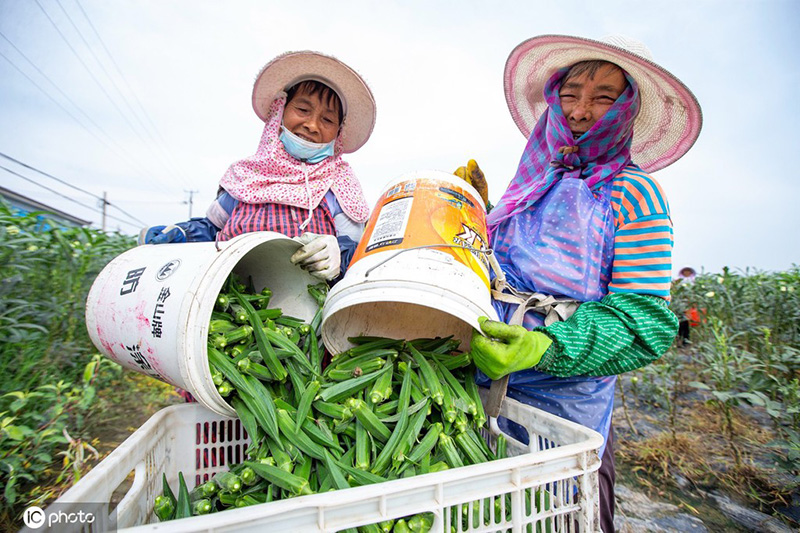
(363, 244, 506, 281)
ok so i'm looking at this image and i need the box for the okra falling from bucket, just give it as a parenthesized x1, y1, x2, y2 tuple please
(321, 170, 499, 354)
(85, 232, 319, 416)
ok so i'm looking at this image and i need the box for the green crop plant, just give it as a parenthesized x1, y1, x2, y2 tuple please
(0, 201, 136, 527)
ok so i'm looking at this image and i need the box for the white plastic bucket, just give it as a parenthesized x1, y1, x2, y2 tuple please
(321, 170, 499, 354)
(85, 232, 319, 416)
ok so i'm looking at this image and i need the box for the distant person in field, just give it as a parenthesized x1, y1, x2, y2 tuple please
(461, 35, 703, 532)
(138, 51, 376, 282)
(675, 266, 697, 346)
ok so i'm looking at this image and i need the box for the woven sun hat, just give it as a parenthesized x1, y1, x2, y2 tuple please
(252, 51, 376, 153)
(504, 34, 702, 173)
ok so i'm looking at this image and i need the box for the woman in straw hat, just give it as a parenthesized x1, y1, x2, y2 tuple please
(139, 51, 376, 282)
(466, 34, 702, 531)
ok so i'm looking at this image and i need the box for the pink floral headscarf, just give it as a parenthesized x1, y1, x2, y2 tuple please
(219, 94, 371, 223)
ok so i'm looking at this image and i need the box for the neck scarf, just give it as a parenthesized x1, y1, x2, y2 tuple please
(219, 94, 371, 223)
(487, 67, 640, 229)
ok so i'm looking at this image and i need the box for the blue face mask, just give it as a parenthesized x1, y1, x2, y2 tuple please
(279, 126, 336, 164)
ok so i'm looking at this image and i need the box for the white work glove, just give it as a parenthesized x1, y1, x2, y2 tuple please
(290, 233, 341, 281)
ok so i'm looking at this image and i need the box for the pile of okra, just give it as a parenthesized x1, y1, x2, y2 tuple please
(154, 274, 509, 532)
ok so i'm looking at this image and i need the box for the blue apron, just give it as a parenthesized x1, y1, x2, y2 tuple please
(482, 177, 617, 456)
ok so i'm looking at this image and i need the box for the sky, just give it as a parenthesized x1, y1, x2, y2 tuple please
(0, 0, 798, 276)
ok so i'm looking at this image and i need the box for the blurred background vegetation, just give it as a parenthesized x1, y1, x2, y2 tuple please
(0, 202, 178, 529)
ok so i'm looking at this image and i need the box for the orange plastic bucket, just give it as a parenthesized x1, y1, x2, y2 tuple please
(321, 170, 499, 354)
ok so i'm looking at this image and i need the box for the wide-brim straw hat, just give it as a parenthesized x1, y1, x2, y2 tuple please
(504, 34, 702, 173)
(252, 51, 376, 153)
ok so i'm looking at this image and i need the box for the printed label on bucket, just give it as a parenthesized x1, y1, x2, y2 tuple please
(352, 178, 491, 287)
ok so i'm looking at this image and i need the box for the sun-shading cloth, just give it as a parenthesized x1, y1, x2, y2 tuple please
(504, 34, 702, 174)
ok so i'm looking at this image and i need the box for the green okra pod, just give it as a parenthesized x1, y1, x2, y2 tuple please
(262, 326, 315, 374)
(217, 380, 234, 397)
(438, 433, 464, 468)
(266, 436, 294, 473)
(455, 431, 489, 464)
(378, 398, 428, 423)
(392, 406, 429, 470)
(319, 365, 390, 403)
(326, 358, 386, 381)
(408, 344, 444, 405)
(355, 419, 371, 470)
(302, 417, 344, 455)
(209, 318, 237, 334)
(368, 360, 394, 404)
(322, 450, 350, 490)
(434, 351, 472, 370)
(239, 466, 257, 486)
(242, 461, 313, 496)
(495, 433, 507, 459)
(215, 293, 231, 312)
(153, 495, 175, 522)
(347, 398, 392, 443)
(312, 399, 353, 421)
(295, 380, 321, 432)
(237, 357, 274, 382)
(214, 470, 243, 493)
(408, 335, 455, 352)
(463, 370, 487, 427)
(191, 498, 212, 515)
(233, 290, 287, 381)
(229, 304, 249, 324)
(435, 359, 475, 415)
(407, 512, 434, 532)
(276, 408, 327, 460)
(404, 422, 442, 467)
(346, 337, 404, 356)
(371, 385, 410, 474)
(174, 472, 192, 519)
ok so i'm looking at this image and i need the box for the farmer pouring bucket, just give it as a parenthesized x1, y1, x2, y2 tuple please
(84, 232, 319, 416)
(86, 50, 380, 416)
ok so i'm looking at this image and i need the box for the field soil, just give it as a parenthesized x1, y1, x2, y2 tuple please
(613, 345, 799, 532)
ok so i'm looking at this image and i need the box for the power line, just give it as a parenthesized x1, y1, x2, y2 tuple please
(54, 0, 191, 189)
(33, 1, 143, 142)
(32, 0, 174, 188)
(0, 164, 141, 230)
(73, 0, 190, 186)
(0, 152, 97, 200)
(0, 152, 147, 226)
(0, 40, 163, 187)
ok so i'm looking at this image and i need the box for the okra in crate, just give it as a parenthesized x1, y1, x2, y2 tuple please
(153, 272, 591, 530)
(60, 269, 602, 531)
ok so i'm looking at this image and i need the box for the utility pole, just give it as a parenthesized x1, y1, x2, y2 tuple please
(184, 190, 199, 218)
(101, 191, 108, 231)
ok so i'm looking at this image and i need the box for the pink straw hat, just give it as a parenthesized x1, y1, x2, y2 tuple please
(504, 34, 702, 173)
(252, 51, 376, 154)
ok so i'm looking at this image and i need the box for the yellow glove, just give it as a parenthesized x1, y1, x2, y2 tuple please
(453, 159, 489, 207)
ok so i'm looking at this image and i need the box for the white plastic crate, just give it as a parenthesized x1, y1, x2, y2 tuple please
(52, 392, 603, 532)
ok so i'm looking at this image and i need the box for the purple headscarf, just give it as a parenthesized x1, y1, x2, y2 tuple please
(488, 66, 640, 229)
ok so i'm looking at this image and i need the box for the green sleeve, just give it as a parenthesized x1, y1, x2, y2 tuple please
(534, 292, 678, 377)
